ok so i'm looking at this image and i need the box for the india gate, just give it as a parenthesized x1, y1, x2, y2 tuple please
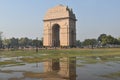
(43, 5, 77, 47)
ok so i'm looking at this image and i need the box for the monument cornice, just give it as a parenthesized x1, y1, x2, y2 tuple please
(43, 17, 77, 21)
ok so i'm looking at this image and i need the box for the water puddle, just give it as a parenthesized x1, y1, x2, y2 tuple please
(0, 57, 120, 80)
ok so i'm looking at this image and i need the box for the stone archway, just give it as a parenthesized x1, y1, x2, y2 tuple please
(52, 24, 60, 47)
(43, 5, 77, 47)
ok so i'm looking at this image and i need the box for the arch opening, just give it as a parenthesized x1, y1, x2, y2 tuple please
(52, 24, 60, 47)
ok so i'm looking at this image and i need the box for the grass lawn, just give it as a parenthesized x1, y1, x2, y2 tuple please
(0, 48, 120, 64)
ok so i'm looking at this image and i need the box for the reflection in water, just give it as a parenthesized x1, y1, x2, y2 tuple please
(0, 57, 76, 80)
(1, 56, 120, 80)
(44, 57, 76, 80)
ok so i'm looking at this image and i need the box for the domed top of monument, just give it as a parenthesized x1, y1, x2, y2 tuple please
(44, 5, 76, 21)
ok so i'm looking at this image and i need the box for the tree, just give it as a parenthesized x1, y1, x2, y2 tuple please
(19, 37, 29, 48)
(83, 39, 98, 48)
(106, 35, 115, 44)
(2, 38, 11, 49)
(10, 37, 19, 49)
(118, 38, 120, 45)
(76, 40, 81, 48)
(32, 38, 43, 48)
(0, 32, 3, 49)
(98, 34, 107, 42)
(98, 34, 120, 47)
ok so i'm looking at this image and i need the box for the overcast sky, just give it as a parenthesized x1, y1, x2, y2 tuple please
(0, 0, 120, 41)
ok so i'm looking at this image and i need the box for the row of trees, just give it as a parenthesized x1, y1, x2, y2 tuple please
(0, 31, 120, 49)
(0, 32, 43, 50)
(76, 34, 120, 48)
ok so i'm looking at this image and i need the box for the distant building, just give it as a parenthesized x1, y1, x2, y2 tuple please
(43, 5, 77, 47)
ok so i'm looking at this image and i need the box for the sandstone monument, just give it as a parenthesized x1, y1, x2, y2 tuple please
(43, 5, 77, 47)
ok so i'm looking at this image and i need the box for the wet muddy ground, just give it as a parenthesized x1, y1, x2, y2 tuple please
(0, 56, 120, 80)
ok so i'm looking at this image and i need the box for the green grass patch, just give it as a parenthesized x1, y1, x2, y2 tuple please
(0, 61, 24, 66)
(0, 48, 120, 64)
(21, 57, 43, 63)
